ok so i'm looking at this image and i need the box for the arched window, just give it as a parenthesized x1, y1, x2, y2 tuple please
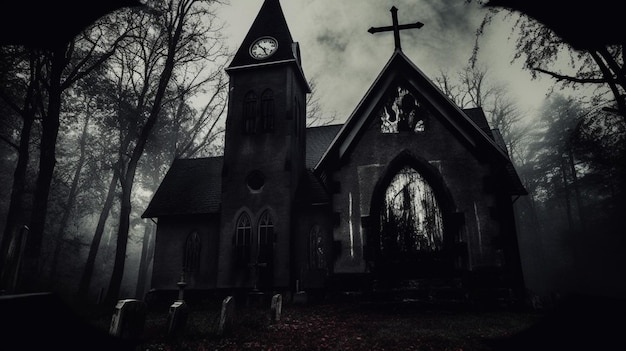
(380, 166, 444, 256)
(183, 231, 201, 273)
(261, 89, 275, 132)
(235, 212, 252, 265)
(309, 225, 326, 270)
(243, 91, 257, 134)
(257, 210, 274, 263)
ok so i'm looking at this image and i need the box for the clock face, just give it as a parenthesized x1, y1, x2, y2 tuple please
(250, 37, 278, 60)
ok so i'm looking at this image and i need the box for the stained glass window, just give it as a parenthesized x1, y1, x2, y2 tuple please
(380, 167, 444, 255)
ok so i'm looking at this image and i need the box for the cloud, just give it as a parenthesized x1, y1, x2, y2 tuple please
(316, 30, 349, 52)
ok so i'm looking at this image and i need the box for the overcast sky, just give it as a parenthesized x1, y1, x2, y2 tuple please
(216, 0, 555, 123)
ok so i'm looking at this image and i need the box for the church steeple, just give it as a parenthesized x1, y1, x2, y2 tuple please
(228, 0, 300, 69)
(218, 0, 310, 290)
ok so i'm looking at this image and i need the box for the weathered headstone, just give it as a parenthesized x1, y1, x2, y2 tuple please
(109, 299, 147, 341)
(167, 300, 189, 336)
(167, 272, 189, 337)
(270, 293, 282, 323)
(294, 280, 308, 305)
(217, 295, 235, 336)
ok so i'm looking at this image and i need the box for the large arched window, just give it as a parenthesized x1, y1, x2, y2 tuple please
(261, 89, 275, 132)
(235, 212, 252, 265)
(243, 91, 257, 134)
(380, 166, 444, 256)
(309, 225, 326, 270)
(183, 231, 201, 273)
(257, 210, 274, 263)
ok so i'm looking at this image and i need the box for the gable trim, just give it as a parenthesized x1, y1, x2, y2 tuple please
(315, 51, 510, 172)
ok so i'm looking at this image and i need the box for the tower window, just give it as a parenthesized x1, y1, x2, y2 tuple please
(235, 212, 252, 266)
(261, 89, 275, 132)
(243, 91, 257, 134)
(257, 210, 274, 263)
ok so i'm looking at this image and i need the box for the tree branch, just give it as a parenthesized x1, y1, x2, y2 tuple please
(532, 67, 610, 84)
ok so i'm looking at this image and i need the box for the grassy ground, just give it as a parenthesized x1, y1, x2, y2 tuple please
(134, 299, 542, 351)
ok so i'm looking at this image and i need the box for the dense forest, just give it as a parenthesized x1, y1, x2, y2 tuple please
(0, 0, 624, 310)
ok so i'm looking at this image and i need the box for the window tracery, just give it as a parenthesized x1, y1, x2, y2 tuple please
(380, 86, 428, 133)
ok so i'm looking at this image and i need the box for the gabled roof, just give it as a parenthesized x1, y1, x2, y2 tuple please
(227, 0, 296, 70)
(315, 50, 512, 171)
(313, 50, 526, 196)
(296, 169, 332, 206)
(305, 124, 343, 169)
(142, 126, 343, 218)
(142, 157, 223, 218)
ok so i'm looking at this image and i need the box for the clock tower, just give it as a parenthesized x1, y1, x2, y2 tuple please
(217, 0, 310, 290)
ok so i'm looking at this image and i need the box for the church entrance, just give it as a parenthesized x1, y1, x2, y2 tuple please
(368, 153, 455, 282)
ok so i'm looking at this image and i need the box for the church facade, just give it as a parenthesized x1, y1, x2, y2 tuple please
(142, 0, 527, 301)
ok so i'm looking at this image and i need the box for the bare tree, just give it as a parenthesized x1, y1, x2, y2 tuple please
(306, 79, 338, 127)
(472, 3, 626, 121)
(435, 64, 526, 160)
(88, 0, 228, 307)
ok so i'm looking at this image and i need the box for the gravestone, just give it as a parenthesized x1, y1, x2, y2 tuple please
(109, 299, 147, 341)
(217, 296, 235, 336)
(270, 293, 282, 323)
(294, 280, 308, 305)
(167, 301, 189, 336)
(167, 272, 189, 337)
(2, 292, 136, 351)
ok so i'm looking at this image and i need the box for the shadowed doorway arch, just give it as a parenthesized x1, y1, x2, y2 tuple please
(368, 150, 457, 282)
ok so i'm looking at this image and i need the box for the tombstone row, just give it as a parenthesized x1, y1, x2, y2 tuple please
(108, 293, 283, 340)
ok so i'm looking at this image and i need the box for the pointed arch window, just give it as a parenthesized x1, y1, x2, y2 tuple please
(309, 225, 326, 270)
(261, 89, 275, 132)
(243, 91, 257, 134)
(235, 212, 252, 265)
(183, 231, 201, 273)
(257, 210, 274, 263)
(380, 166, 444, 256)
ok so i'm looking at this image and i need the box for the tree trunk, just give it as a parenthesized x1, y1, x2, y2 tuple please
(75, 171, 119, 302)
(0, 115, 34, 291)
(104, 168, 134, 307)
(48, 114, 90, 285)
(0, 52, 38, 291)
(103, 3, 185, 307)
(20, 45, 66, 293)
(135, 220, 154, 299)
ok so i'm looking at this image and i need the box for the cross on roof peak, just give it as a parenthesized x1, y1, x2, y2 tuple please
(368, 6, 424, 51)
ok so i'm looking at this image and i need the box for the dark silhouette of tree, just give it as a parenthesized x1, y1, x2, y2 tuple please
(0, 0, 145, 48)
(435, 64, 527, 161)
(471, 1, 626, 121)
(93, 0, 228, 308)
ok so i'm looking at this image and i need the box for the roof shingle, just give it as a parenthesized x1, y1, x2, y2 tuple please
(141, 157, 223, 218)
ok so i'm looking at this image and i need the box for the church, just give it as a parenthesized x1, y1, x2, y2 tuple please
(142, 0, 527, 302)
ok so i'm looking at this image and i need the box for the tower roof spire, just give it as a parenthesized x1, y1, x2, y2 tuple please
(228, 0, 297, 69)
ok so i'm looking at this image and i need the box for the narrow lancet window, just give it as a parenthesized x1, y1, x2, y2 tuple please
(261, 89, 275, 132)
(309, 225, 326, 270)
(183, 231, 201, 273)
(235, 212, 252, 265)
(243, 91, 257, 134)
(257, 210, 274, 263)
